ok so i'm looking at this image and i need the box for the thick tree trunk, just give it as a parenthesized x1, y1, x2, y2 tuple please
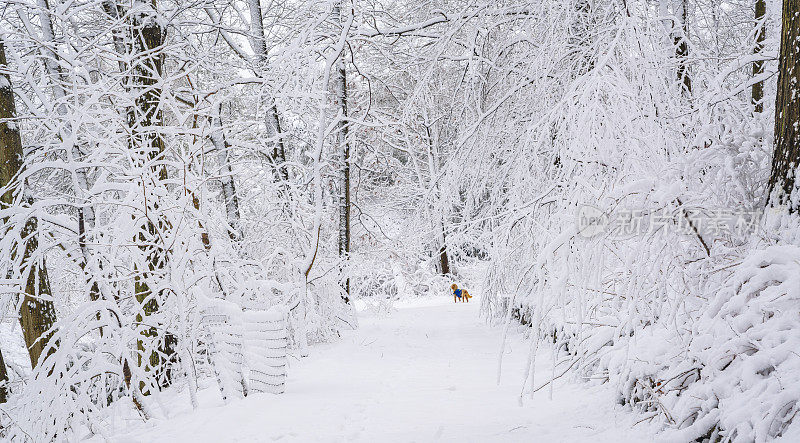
(333, 0, 352, 301)
(0, 347, 7, 403)
(674, 0, 692, 94)
(767, 0, 800, 211)
(17, 227, 58, 369)
(0, 41, 58, 369)
(753, 0, 766, 113)
(210, 104, 243, 242)
(125, 0, 176, 387)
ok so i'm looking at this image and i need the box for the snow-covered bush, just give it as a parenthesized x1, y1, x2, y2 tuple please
(672, 246, 800, 441)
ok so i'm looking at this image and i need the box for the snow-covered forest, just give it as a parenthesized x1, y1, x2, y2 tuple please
(1, 0, 799, 441)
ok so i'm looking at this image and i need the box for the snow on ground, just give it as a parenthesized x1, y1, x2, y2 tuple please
(108, 296, 656, 442)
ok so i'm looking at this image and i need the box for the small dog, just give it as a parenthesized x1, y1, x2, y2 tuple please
(451, 283, 473, 303)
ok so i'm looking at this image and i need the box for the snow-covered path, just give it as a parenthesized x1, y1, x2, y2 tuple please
(111, 297, 653, 442)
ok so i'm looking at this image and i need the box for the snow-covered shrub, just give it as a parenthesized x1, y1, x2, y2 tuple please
(303, 275, 355, 344)
(671, 246, 800, 441)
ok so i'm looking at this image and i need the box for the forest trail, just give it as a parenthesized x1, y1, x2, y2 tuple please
(110, 297, 654, 442)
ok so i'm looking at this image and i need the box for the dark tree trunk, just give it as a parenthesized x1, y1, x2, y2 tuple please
(18, 218, 58, 369)
(0, 347, 7, 403)
(674, 0, 692, 94)
(247, 0, 289, 183)
(125, 0, 175, 387)
(767, 0, 800, 212)
(423, 123, 451, 277)
(210, 104, 243, 242)
(753, 0, 767, 113)
(267, 103, 289, 183)
(438, 224, 451, 275)
(334, 0, 352, 302)
(571, 0, 595, 74)
(0, 41, 58, 369)
(438, 245, 451, 275)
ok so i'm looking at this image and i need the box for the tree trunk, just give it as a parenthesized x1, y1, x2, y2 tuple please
(438, 225, 451, 275)
(125, 0, 176, 387)
(18, 218, 58, 369)
(674, 0, 692, 94)
(0, 347, 7, 403)
(0, 41, 58, 369)
(423, 125, 451, 276)
(767, 0, 800, 211)
(210, 103, 243, 242)
(247, 0, 288, 183)
(571, 0, 595, 74)
(102, 1, 129, 73)
(333, 0, 352, 301)
(753, 0, 766, 113)
(36, 0, 103, 306)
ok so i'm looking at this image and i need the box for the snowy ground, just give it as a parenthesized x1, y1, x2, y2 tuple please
(108, 296, 656, 442)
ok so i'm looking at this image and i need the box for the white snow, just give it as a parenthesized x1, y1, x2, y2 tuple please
(106, 296, 655, 442)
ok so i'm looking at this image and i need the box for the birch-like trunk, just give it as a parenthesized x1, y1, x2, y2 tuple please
(102, 1, 129, 73)
(0, 41, 58, 369)
(333, 0, 352, 300)
(210, 103, 243, 242)
(36, 0, 103, 305)
(767, 0, 800, 212)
